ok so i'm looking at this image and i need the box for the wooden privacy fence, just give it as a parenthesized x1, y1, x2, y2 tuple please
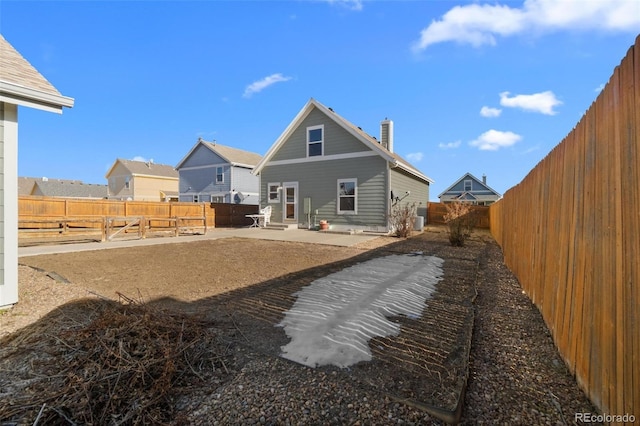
(490, 35, 639, 422)
(18, 196, 215, 241)
(210, 202, 259, 227)
(427, 202, 490, 228)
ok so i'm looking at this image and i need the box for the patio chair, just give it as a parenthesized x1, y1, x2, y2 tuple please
(258, 205, 272, 227)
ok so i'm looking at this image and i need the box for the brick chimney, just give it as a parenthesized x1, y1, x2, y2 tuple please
(380, 119, 394, 153)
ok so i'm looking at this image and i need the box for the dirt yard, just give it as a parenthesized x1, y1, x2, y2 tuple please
(8, 235, 405, 332)
(1, 229, 599, 425)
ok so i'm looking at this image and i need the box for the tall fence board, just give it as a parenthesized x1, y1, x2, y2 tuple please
(489, 35, 639, 422)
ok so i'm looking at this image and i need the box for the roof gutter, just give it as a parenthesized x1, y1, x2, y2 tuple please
(0, 80, 74, 114)
(390, 160, 434, 184)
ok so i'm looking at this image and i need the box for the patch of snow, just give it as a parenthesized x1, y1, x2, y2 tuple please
(277, 254, 444, 368)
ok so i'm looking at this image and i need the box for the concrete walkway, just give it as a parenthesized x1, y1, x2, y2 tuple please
(18, 227, 386, 257)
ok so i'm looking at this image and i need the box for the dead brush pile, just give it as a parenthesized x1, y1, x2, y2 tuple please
(0, 294, 234, 425)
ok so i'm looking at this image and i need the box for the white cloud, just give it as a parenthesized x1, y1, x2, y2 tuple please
(438, 140, 462, 149)
(413, 0, 640, 50)
(499, 90, 562, 115)
(406, 152, 423, 162)
(469, 129, 522, 150)
(480, 106, 502, 117)
(131, 156, 148, 162)
(243, 73, 292, 98)
(325, 0, 363, 11)
(595, 83, 606, 93)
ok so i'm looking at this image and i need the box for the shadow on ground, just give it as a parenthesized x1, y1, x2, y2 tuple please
(1, 231, 490, 424)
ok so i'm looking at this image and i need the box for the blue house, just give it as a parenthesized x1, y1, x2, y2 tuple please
(176, 138, 262, 204)
(438, 172, 501, 206)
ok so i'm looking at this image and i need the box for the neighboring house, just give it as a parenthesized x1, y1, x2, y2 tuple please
(1, 34, 74, 308)
(18, 176, 80, 195)
(438, 172, 501, 206)
(176, 137, 262, 204)
(105, 159, 179, 201)
(252, 98, 433, 232)
(30, 178, 108, 199)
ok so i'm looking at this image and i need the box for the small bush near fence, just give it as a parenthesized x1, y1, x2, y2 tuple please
(443, 201, 477, 247)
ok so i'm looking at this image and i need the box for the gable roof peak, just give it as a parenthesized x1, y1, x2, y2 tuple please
(252, 98, 433, 183)
(0, 34, 74, 113)
(176, 138, 262, 169)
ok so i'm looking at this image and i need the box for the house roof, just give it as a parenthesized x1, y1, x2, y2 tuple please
(252, 98, 433, 184)
(0, 34, 74, 113)
(437, 172, 502, 199)
(175, 138, 263, 169)
(105, 159, 179, 179)
(19, 176, 82, 196)
(18, 177, 39, 195)
(32, 180, 108, 198)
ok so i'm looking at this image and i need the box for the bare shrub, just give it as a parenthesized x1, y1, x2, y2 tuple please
(443, 201, 477, 246)
(390, 202, 417, 238)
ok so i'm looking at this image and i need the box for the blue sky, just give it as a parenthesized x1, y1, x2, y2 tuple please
(2, 0, 639, 200)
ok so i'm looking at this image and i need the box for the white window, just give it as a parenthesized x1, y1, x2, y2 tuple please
(337, 178, 357, 214)
(268, 183, 280, 203)
(124, 177, 130, 189)
(307, 125, 323, 157)
(464, 179, 472, 191)
(216, 166, 224, 184)
(211, 195, 223, 203)
(193, 194, 199, 202)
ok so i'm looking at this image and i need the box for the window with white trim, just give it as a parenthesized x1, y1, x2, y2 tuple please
(211, 195, 223, 203)
(464, 179, 472, 191)
(268, 183, 280, 203)
(307, 125, 323, 157)
(216, 166, 224, 184)
(337, 178, 357, 214)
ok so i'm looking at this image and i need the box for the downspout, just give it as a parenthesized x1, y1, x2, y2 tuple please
(229, 165, 234, 203)
(386, 161, 392, 232)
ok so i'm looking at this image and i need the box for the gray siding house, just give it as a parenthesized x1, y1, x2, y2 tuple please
(252, 98, 433, 232)
(176, 138, 262, 204)
(438, 172, 501, 205)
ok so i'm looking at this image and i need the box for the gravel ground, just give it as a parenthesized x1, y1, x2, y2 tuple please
(1, 230, 600, 425)
(460, 240, 601, 425)
(178, 235, 600, 425)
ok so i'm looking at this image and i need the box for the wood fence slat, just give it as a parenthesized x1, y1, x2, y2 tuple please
(630, 33, 640, 419)
(612, 61, 626, 417)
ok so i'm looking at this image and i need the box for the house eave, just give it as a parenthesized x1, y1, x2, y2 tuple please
(390, 160, 434, 184)
(130, 173, 179, 180)
(229, 162, 256, 169)
(0, 81, 74, 114)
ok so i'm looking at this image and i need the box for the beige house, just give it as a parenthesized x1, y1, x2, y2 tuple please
(1, 34, 74, 308)
(106, 158, 179, 201)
